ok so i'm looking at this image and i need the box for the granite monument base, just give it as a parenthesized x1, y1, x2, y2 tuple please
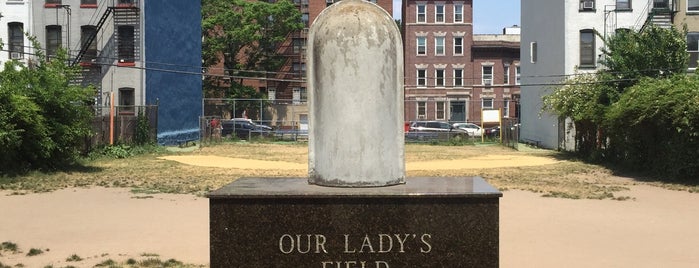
(208, 177, 502, 268)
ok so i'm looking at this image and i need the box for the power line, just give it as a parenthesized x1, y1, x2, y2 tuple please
(0, 48, 682, 88)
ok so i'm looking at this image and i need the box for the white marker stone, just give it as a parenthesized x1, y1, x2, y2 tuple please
(308, 0, 405, 187)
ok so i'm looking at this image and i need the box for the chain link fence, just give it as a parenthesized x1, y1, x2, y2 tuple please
(200, 98, 520, 148)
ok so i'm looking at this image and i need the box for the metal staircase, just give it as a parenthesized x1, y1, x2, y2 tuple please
(71, 4, 140, 66)
(641, 0, 676, 31)
(71, 8, 113, 66)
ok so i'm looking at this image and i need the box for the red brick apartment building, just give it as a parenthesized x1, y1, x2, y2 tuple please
(230, 0, 393, 102)
(402, 0, 520, 124)
(205, 0, 392, 123)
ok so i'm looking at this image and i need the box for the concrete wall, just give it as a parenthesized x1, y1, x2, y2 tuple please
(144, 0, 202, 144)
(674, 0, 699, 32)
(520, 0, 649, 149)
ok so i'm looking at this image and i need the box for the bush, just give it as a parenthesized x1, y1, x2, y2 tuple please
(0, 46, 93, 174)
(606, 75, 699, 180)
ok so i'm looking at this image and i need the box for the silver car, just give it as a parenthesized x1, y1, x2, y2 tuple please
(452, 122, 483, 137)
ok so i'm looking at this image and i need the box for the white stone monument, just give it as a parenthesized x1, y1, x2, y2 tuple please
(307, 0, 405, 187)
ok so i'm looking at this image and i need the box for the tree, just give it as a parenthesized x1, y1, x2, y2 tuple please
(202, 0, 303, 87)
(0, 38, 94, 173)
(599, 25, 689, 92)
(605, 75, 699, 179)
(543, 25, 691, 168)
(202, 0, 304, 118)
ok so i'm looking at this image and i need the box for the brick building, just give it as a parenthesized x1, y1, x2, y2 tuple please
(261, 0, 393, 102)
(2, 0, 202, 144)
(402, 0, 520, 124)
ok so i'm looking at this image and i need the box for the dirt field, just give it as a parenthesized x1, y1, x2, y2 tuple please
(1, 143, 698, 267)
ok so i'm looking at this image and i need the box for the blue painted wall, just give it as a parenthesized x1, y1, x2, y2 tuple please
(144, 0, 202, 145)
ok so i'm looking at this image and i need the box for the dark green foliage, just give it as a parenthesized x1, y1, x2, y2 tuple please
(544, 26, 698, 180)
(0, 241, 18, 253)
(26, 248, 43, 256)
(606, 75, 699, 179)
(202, 0, 304, 100)
(134, 110, 151, 145)
(65, 254, 82, 262)
(600, 25, 689, 92)
(0, 43, 93, 174)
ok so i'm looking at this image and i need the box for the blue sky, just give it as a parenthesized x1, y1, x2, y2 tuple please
(392, 0, 521, 34)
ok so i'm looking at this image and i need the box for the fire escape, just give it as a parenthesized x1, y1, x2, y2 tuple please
(268, 0, 308, 102)
(637, 0, 676, 31)
(70, 0, 140, 106)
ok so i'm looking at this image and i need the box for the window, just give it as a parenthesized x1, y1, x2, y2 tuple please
(516, 66, 521, 85)
(482, 98, 493, 109)
(503, 65, 510, 85)
(454, 4, 463, 23)
(80, 25, 98, 62)
(117, 0, 134, 5)
(268, 88, 276, 100)
(302, 13, 309, 27)
(503, 99, 510, 118)
(326, 0, 334, 7)
(653, 0, 668, 9)
(687, 32, 699, 68)
(580, 30, 596, 67)
(580, 0, 595, 10)
(417, 69, 427, 87)
(417, 4, 426, 23)
(118, 87, 135, 114)
(435, 37, 445, 55)
(293, 88, 307, 104)
(293, 62, 306, 76)
(530, 42, 537, 63)
(293, 38, 306, 53)
(81, 0, 97, 7)
(435, 5, 444, 23)
(417, 101, 427, 119)
(453, 69, 463, 87)
(46, 25, 62, 58)
(453, 37, 463, 55)
(436, 101, 446, 120)
(689, 0, 699, 11)
(8, 22, 24, 59)
(118, 26, 135, 63)
(417, 37, 426, 55)
(435, 69, 445, 87)
(616, 0, 631, 9)
(482, 66, 493, 86)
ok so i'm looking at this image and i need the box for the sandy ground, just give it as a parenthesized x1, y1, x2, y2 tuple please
(158, 154, 561, 170)
(1, 156, 698, 267)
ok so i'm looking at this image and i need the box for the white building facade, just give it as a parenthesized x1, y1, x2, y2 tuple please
(1, 0, 33, 67)
(520, 0, 652, 149)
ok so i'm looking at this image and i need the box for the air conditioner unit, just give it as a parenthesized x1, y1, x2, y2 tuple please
(418, 115, 426, 119)
(484, 79, 492, 86)
(10, 52, 21, 60)
(583, 0, 594, 9)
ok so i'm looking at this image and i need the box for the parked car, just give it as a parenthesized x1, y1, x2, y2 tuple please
(452, 122, 483, 137)
(221, 118, 272, 139)
(485, 126, 500, 138)
(406, 121, 469, 141)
